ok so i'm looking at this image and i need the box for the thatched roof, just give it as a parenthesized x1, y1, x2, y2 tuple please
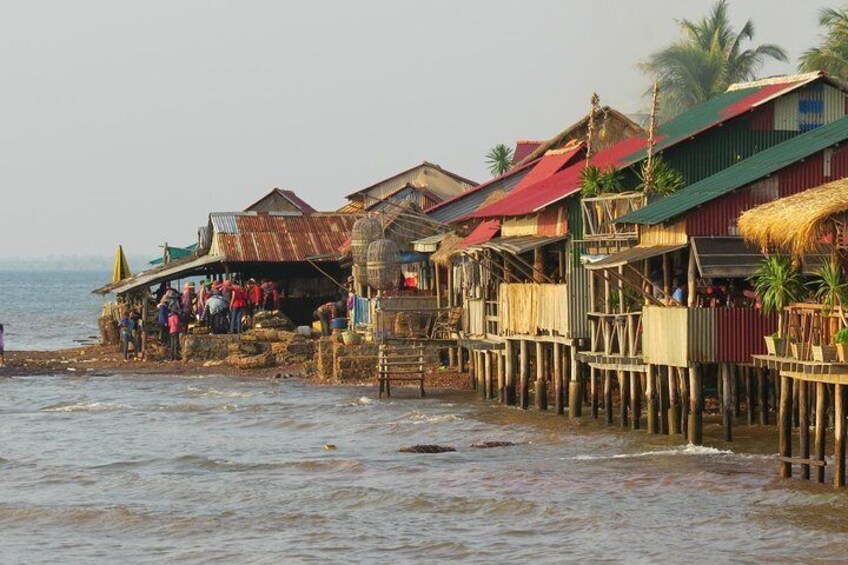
(430, 232, 464, 267)
(738, 178, 848, 256)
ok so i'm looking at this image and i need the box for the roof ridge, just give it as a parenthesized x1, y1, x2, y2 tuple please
(726, 72, 822, 92)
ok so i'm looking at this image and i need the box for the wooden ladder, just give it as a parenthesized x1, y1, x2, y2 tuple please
(377, 342, 426, 399)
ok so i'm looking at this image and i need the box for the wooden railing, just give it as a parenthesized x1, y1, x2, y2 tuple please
(581, 192, 644, 243)
(588, 311, 642, 358)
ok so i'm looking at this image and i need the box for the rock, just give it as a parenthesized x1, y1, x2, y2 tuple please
(470, 441, 516, 449)
(237, 352, 276, 369)
(398, 445, 456, 454)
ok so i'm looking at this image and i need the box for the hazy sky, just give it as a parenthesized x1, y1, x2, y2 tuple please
(0, 0, 836, 260)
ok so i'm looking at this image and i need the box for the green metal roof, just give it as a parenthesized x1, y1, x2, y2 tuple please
(617, 114, 848, 226)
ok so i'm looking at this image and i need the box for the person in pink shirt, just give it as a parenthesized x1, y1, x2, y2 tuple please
(168, 309, 183, 361)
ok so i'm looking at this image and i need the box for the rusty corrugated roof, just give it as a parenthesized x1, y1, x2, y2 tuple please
(210, 212, 356, 262)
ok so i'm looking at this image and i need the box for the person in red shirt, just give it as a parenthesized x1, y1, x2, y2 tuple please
(168, 309, 184, 360)
(247, 279, 262, 312)
(230, 283, 248, 334)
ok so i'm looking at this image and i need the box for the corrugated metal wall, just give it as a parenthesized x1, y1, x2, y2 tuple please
(687, 144, 848, 236)
(687, 308, 717, 363)
(642, 306, 689, 367)
(715, 309, 778, 363)
(566, 239, 590, 339)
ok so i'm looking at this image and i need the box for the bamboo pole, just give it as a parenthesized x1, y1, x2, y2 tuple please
(799, 380, 810, 480)
(603, 370, 612, 425)
(553, 342, 563, 415)
(688, 366, 703, 444)
(836, 383, 846, 487)
(483, 351, 492, 401)
(779, 374, 792, 479)
(722, 363, 733, 442)
(568, 345, 582, 418)
(619, 370, 629, 428)
(519, 340, 529, 410)
(535, 342, 547, 411)
(505, 341, 516, 406)
(759, 369, 769, 425)
(631, 371, 641, 430)
(668, 366, 680, 435)
(497, 351, 505, 404)
(647, 365, 658, 434)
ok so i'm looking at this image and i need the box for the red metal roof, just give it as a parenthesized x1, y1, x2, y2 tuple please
(513, 140, 543, 164)
(471, 137, 647, 218)
(460, 219, 501, 248)
(510, 143, 583, 192)
(212, 213, 356, 262)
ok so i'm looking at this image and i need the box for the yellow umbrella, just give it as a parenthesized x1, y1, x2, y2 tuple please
(112, 245, 132, 283)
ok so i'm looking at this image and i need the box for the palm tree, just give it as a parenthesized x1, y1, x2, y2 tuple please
(485, 144, 514, 177)
(641, 0, 788, 118)
(800, 7, 848, 80)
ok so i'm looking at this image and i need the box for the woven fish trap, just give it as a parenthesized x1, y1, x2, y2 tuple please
(366, 238, 401, 291)
(351, 216, 383, 266)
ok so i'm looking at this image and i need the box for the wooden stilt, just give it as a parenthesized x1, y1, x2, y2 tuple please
(505, 341, 516, 406)
(519, 340, 529, 410)
(658, 366, 669, 435)
(799, 380, 810, 480)
(779, 374, 792, 479)
(733, 365, 741, 418)
(630, 371, 641, 430)
(722, 363, 733, 442)
(759, 369, 769, 425)
(746, 367, 755, 426)
(476, 351, 485, 398)
(815, 382, 826, 484)
(496, 351, 505, 403)
(619, 370, 629, 428)
(647, 365, 658, 434)
(470, 349, 477, 392)
(568, 345, 582, 418)
(688, 365, 702, 444)
(668, 366, 680, 435)
(535, 342, 547, 411)
(553, 343, 563, 415)
(603, 370, 613, 425)
(793, 378, 800, 428)
(591, 368, 599, 419)
(835, 383, 846, 487)
(483, 352, 492, 401)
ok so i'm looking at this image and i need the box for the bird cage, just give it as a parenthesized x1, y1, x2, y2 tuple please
(351, 216, 383, 266)
(366, 238, 401, 291)
(352, 264, 368, 289)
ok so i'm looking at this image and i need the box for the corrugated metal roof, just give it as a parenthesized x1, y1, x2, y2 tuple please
(426, 161, 534, 224)
(473, 74, 836, 219)
(513, 140, 543, 164)
(617, 114, 848, 225)
(461, 219, 501, 248)
(101, 254, 224, 296)
(584, 244, 687, 270)
(472, 137, 646, 218)
(510, 143, 583, 191)
(210, 212, 356, 262)
(691, 237, 765, 278)
(475, 234, 569, 255)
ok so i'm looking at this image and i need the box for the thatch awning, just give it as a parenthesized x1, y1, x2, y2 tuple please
(738, 178, 848, 257)
(430, 233, 464, 267)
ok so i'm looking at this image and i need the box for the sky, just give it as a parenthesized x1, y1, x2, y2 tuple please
(0, 0, 837, 261)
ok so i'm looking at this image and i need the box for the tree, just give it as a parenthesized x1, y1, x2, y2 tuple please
(751, 255, 804, 337)
(641, 0, 788, 118)
(800, 6, 848, 80)
(485, 144, 514, 177)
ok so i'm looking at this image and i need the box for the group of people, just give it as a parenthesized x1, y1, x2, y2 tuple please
(152, 278, 284, 360)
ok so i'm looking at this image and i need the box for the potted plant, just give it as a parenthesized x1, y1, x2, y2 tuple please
(791, 341, 810, 361)
(812, 341, 838, 362)
(836, 328, 848, 363)
(751, 255, 803, 356)
(764, 332, 783, 356)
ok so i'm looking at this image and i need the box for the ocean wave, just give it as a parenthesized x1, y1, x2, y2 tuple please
(336, 396, 377, 407)
(41, 402, 132, 413)
(402, 410, 464, 425)
(184, 386, 255, 399)
(568, 444, 735, 461)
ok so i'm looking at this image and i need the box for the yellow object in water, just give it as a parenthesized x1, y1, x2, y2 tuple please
(324, 444, 337, 450)
(112, 245, 132, 283)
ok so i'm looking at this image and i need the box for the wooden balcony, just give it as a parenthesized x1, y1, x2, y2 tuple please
(580, 192, 644, 252)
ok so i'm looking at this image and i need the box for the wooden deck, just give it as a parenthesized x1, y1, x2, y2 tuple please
(753, 354, 848, 384)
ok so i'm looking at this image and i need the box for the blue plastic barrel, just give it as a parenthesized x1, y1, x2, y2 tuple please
(331, 317, 347, 330)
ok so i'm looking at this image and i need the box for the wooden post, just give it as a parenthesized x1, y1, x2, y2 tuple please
(519, 340, 529, 410)
(799, 379, 810, 480)
(476, 351, 485, 398)
(746, 368, 755, 426)
(533, 248, 544, 284)
(658, 366, 669, 435)
(815, 382, 827, 484)
(679, 367, 689, 439)
(505, 341, 516, 406)
(483, 351, 492, 401)
(668, 366, 680, 435)
(569, 345, 582, 418)
(759, 369, 769, 425)
(619, 370, 629, 428)
(647, 365, 658, 434)
(662, 253, 670, 301)
(590, 368, 599, 419)
(435, 261, 442, 309)
(497, 351, 505, 404)
(603, 370, 613, 425)
(469, 349, 477, 392)
(722, 363, 733, 442)
(553, 342, 564, 415)
(687, 247, 696, 307)
(630, 371, 641, 430)
(535, 342, 547, 411)
(779, 374, 792, 479)
(836, 383, 846, 487)
(688, 365, 703, 445)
